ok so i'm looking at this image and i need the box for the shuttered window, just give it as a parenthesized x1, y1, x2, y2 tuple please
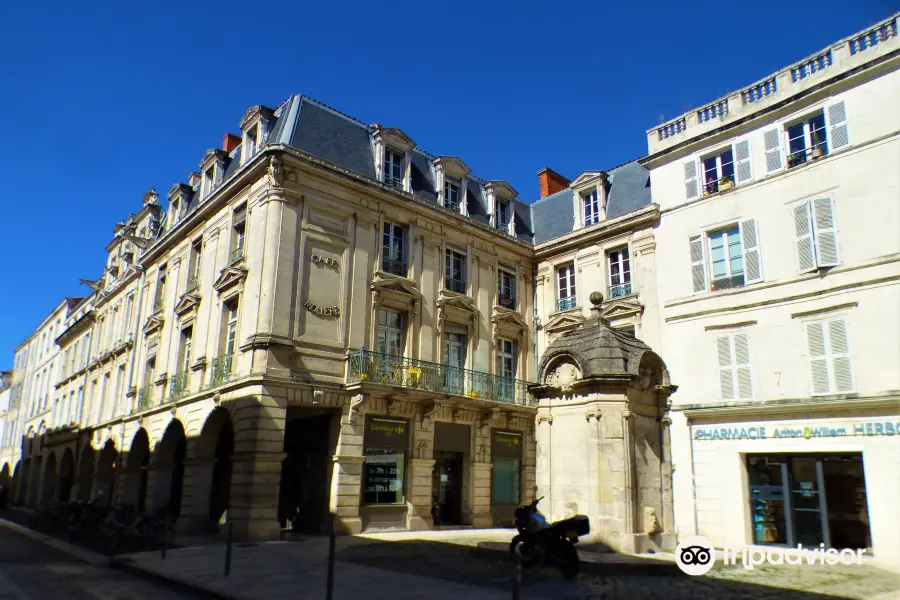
(689, 218, 762, 293)
(792, 198, 839, 272)
(805, 317, 853, 395)
(716, 332, 753, 400)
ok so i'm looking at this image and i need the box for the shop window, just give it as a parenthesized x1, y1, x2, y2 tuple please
(492, 430, 522, 505)
(363, 418, 408, 505)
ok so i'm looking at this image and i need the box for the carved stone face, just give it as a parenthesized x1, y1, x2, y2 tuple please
(546, 359, 581, 392)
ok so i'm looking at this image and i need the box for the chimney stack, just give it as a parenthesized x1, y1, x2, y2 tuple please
(223, 133, 242, 153)
(537, 167, 571, 199)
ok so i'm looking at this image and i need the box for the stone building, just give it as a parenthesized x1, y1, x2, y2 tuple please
(645, 13, 900, 568)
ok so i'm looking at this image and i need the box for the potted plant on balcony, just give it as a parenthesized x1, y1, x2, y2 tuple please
(811, 133, 824, 159)
(719, 175, 734, 192)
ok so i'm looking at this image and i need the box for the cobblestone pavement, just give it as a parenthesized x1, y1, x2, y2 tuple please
(0, 522, 201, 600)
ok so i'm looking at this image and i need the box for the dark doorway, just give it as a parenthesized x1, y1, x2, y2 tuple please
(823, 455, 870, 550)
(208, 419, 234, 525)
(169, 438, 186, 519)
(432, 451, 463, 526)
(278, 409, 337, 534)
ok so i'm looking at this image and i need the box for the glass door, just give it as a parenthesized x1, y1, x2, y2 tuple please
(443, 333, 466, 395)
(789, 457, 829, 547)
(747, 455, 791, 546)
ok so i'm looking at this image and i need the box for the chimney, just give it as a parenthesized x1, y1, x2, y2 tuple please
(223, 132, 242, 153)
(537, 167, 571, 199)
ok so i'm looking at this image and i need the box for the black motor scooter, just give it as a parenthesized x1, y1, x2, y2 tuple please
(508, 496, 590, 579)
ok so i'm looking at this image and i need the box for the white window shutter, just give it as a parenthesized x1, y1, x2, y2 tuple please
(811, 198, 839, 267)
(716, 335, 735, 400)
(684, 159, 699, 200)
(689, 235, 707, 293)
(732, 332, 753, 399)
(793, 202, 817, 273)
(739, 218, 763, 284)
(828, 318, 853, 392)
(826, 100, 849, 151)
(763, 127, 783, 173)
(805, 322, 831, 394)
(733, 140, 753, 184)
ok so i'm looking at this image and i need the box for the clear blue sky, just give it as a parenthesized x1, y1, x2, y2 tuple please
(0, 0, 894, 364)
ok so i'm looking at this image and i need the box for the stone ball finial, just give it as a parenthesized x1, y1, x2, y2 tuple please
(589, 291, 604, 306)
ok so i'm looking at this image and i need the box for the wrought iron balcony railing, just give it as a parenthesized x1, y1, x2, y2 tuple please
(445, 277, 466, 294)
(229, 246, 244, 266)
(385, 175, 404, 189)
(347, 349, 536, 407)
(497, 294, 515, 310)
(211, 354, 233, 387)
(608, 282, 633, 299)
(186, 276, 199, 293)
(381, 257, 407, 277)
(557, 296, 577, 311)
(169, 371, 188, 401)
(136, 385, 153, 412)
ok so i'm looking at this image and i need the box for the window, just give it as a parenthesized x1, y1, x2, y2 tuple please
(557, 263, 576, 311)
(180, 327, 193, 373)
(363, 417, 408, 505)
(377, 309, 404, 358)
(224, 302, 239, 356)
(204, 166, 216, 197)
(582, 190, 600, 226)
(444, 180, 460, 212)
(495, 200, 509, 230)
(155, 268, 167, 313)
(384, 149, 404, 189)
(443, 332, 467, 394)
(445, 249, 466, 293)
(124, 296, 134, 336)
(787, 112, 827, 167)
(382, 222, 406, 276)
(793, 198, 839, 272)
(806, 317, 853, 395)
(716, 332, 753, 400)
(245, 125, 258, 160)
(231, 206, 246, 264)
(115, 366, 126, 417)
(492, 458, 521, 504)
(688, 219, 762, 293)
(607, 248, 632, 298)
(497, 339, 516, 401)
(498, 269, 515, 309)
(188, 240, 202, 291)
(702, 148, 734, 194)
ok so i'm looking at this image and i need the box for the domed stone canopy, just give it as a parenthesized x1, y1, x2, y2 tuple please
(535, 292, 672, 394)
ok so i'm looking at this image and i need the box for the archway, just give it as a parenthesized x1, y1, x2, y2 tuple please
(11, 462, 21, 506)
(154, 420, 186, 519)
(94, 441, 118, 506)
(40, 453, 58, 508)
(57, 449, 75, 504)
(75, 445, 95, 502)
(0, 463, 9, 507)
(17, 458, 31, 505)
(194, 409, 234, 528)
(124, 429, 151, 512)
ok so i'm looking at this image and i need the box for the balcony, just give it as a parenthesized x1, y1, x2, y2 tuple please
(169, 371, 188, 401)
(186, 276, 199, 293)
(608, 282, 633, 299)
(381, 257, 407, 277)
(210, 354, 233, 387)
(347, 349, 535, 407)
(135, 385, 152, 412)
(445, 277, 466, 294)
(385, 175, 404, 189)
(229, 246, 244, 266)
(497, 294, 515, 310)
(557, 296, 577, 312)
(787, 143, 828, 169)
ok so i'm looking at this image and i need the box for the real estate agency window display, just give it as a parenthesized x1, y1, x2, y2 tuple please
(363, 417, 409, 505)
(492, 429, 523, 506)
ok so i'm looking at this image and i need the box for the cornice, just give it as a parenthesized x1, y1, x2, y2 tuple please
(534, 204, 659, 258)
(677, 391, 900, 420)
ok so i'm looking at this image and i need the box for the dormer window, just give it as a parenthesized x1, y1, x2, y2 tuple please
(239, 104, 274, 164)
(246, 125, 259, 159)
(384, 149, 404, 189)
(445, 180, 461, 212)
(582, 190, 600, 226)
(495, 199, 509, 230)
(203, 167, 216, 198)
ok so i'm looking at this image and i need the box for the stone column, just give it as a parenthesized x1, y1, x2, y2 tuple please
(330, 403, 364, 534)
(228, 398, 285, 542)
(407, 410, 435, 531)
(470, 420, 492, 528)
(660, 415, 675, 533)
(586, 407, 602, 537)
(534, 412, 552, 510)
(622, 410, 636, 536)
(178, 456, 216, 535)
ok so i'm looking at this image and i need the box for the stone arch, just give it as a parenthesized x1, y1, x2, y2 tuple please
(58, 448, 75, 504)
(153, 419, 187, 519)
(94, 440, 118, 506)
(75, 445, 95, 502)
(123, 428, 151, 512)
(10, 461, 21, 506)
(194, 408, 235, 528)
(27, 455, 43, 507)
(40, 451, 58, 507)
(636, 351, 672, 393)
(0, 463, 9, 507)
(18, 458, 31, 505)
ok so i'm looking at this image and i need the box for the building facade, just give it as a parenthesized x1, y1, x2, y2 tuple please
(645, 14, 900, 568)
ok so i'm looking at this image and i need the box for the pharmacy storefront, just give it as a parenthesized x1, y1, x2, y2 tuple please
(685, 413, 900, 569)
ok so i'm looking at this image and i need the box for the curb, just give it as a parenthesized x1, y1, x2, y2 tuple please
(0, 517, 108, 567)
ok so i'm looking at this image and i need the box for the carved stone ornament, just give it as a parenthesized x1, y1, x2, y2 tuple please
(267, 156, 283, 188)
(536, 411, 553, 426)
(643, 506, 662, 535)
(422, 401, 442, 429)
(349, 393, 369, 423)
(546, 360, 581, 392)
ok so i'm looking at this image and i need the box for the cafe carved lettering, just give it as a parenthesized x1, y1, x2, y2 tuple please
(311, 253, 340, 271)
(304, 300, 340, 317)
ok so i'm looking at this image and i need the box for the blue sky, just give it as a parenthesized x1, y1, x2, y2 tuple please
(0, 0, 894, 364)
